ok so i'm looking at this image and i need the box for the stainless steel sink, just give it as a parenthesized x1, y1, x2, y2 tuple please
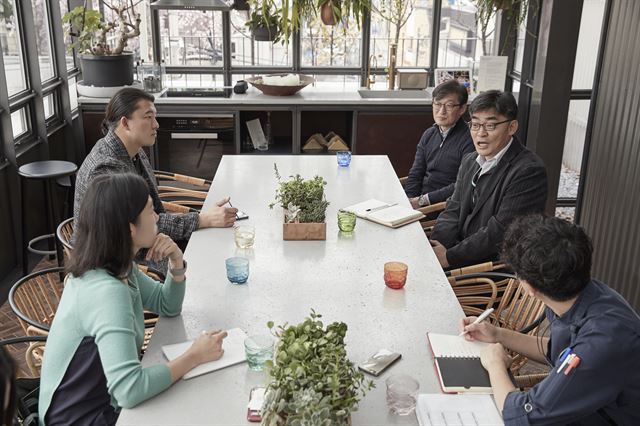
(357, 89, 431, 99)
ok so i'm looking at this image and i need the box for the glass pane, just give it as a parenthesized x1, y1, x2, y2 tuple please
(32, 0, 56, 81)
(11, 108, 29, 139)
(59, 0, 76, 70)
(230, 10, 292, 67)
(555, 207, 576, 222)
(511, 79, 520, 103)
(158, 10, 224, 67)
(559, 100, 590, 199)
(572, 0, 606, 89)
(1, 0, 28, 96)
(439, 0, 492, 68)
(44, 93, 55, 120)
(370, 0, 433, 68)
(165, 73, 224, 88)
(301, 16, 361, 67)
(68, 76, 78, 110)
(513, 6, 528, 74)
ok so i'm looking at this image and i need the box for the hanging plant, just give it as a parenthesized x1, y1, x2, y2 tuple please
(474, 0, 539, 55)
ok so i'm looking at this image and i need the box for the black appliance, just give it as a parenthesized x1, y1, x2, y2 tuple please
(165, 88, 233, 98)
(155, 115, 235, 181)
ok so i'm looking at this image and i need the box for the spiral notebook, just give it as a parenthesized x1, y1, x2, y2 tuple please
(427, 332, 492, 394)
(343, 199, 424, 228)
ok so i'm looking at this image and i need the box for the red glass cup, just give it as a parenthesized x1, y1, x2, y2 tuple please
(384, 262, 408, 289)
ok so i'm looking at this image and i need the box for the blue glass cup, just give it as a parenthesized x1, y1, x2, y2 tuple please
(225, 257, 249, 284)
(337, 150, 352, 167)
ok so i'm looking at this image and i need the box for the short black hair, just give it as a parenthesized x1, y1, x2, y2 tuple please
(502, 215, 593, 301)
(102, 88, 155, 135)
(68, 173, 150, 279)
(469, 90, 518, 120)
(433, 80, 468, 106)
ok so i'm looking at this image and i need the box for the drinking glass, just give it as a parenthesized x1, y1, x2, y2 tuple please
(386, 374, 419, 415)
(225, 257, 249, 284)
(244, 334, 275, 371)
(337, 210, 357, 232)
(384, 262, 408, 289)
(337, 151, 352, 167)
(234, 225, 255, 249)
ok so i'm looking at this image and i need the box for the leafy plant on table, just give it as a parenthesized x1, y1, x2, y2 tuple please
(269, 163, 329, 223)
(262, 309, 374, 425)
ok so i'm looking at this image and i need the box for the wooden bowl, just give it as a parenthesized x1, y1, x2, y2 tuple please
(246, 74, 314, 96)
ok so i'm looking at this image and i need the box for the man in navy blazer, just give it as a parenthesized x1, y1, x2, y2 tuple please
(405, 80, 475, 208)
(430, 91, 548, 268)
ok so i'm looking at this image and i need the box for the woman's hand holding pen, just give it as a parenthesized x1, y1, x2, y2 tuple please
(199, 196, 237, 228)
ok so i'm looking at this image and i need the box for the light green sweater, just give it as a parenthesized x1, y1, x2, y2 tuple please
(38, 265, 186, 423)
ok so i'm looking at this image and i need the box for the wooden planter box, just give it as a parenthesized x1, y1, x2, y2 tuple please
(283, 222, 326, 240)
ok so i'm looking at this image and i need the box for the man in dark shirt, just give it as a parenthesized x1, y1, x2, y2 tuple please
(430, 91, 547, 268)
(461, 215, 640, 425)
(405, 80, 475, 208)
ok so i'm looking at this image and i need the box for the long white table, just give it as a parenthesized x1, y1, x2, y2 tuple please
(117, 155, 464, 425)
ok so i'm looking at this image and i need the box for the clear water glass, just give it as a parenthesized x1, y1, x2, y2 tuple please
(337, 150, 352, 167)
(234, 225, 255, 249)
(225, 257, 249, 284)
(244, 334, 275, 371)
(386, 374, 419, 415)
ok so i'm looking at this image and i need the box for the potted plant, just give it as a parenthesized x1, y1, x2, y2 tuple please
(269, 164, 329, 240)
(317, 0, 370, 27)
(474, 0, 537, 55)
(262, 310, 374, 425)
(63, 1, 141, 87)
(245, 5, 283, 43)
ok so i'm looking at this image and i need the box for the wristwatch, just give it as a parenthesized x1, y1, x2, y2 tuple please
(169, 260, 187, 277)
(418, 194, 430, 207)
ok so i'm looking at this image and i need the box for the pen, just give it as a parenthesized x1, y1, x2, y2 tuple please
(459, 308, 494, 336)
(366, 203, 398, 212)
(564, 354, 581, 375)
(557, 353, 574, 373)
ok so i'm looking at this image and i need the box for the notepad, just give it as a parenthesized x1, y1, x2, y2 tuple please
(343, 199, 424, 228)
(427, 332, 492, 394)
(416, 394, 504, 426)
(162, 328, 248, 380)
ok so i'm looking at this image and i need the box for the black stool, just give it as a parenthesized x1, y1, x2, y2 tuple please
(19, 160, 77, 275)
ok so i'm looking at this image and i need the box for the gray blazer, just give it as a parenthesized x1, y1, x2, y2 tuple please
(431, 138, 548, 268)
(74, 131, 200, 243)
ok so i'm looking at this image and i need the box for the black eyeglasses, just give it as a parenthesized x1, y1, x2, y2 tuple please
(468, 119, 512, 132)
(433, 101, 462, 112)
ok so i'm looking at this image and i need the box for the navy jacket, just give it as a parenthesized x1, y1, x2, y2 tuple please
(404, 119, 475, 204)
(503, 280, 640, 425)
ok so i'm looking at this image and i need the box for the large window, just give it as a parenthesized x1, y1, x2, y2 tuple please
(1, 0, 28, 96)
(32, 0, 56, 82)
(439, 0, 489, 68)
(301, 15, 361, 67)
(231, 10, 292, 67)
(58, 0, 76, 71)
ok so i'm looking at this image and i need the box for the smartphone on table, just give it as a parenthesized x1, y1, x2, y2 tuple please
(247, 387, 265, 422)
(358, 349, 402, 376)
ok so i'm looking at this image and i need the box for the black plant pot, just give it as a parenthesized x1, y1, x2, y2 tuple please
(80, 53, 134, 87)
(233, 0, 250, 10)
(252, 25, 279, 42)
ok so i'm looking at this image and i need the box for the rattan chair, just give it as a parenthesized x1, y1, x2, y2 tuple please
(162, 201, 199, 214)
(55, 217, 74, 261)
(446, 261, 509, 278)
(448, 275, 498, 317)
(0, 335, 47, 378)
(9, 267, 65, 337)
(155, 170, 210, 210)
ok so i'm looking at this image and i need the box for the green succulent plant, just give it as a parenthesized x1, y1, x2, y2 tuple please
(262, 310, 374, 425)
(269, 163, 329, 223)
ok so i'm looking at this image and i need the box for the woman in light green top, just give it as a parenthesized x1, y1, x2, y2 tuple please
(39, 173, 227, 425)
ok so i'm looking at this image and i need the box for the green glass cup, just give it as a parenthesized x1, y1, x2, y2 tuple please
(337, 210, 357, 232)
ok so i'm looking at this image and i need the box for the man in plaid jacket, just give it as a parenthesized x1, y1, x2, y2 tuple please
(74, 88, 237, 265)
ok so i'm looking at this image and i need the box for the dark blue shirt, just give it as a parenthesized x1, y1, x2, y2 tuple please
(404, 118, 475, 204)
(503, 279, 640, 425)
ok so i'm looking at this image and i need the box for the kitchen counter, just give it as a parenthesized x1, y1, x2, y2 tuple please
(78, 86, 434, 108)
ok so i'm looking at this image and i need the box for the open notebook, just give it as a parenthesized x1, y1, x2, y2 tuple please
(343, 199, 424, 228)
(416, 394, 503, 426)
(162, 328, 248, 380)
(427, 333, 492, 394)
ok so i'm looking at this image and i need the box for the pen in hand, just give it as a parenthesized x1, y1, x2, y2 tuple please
(458, 308, 494, 336)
